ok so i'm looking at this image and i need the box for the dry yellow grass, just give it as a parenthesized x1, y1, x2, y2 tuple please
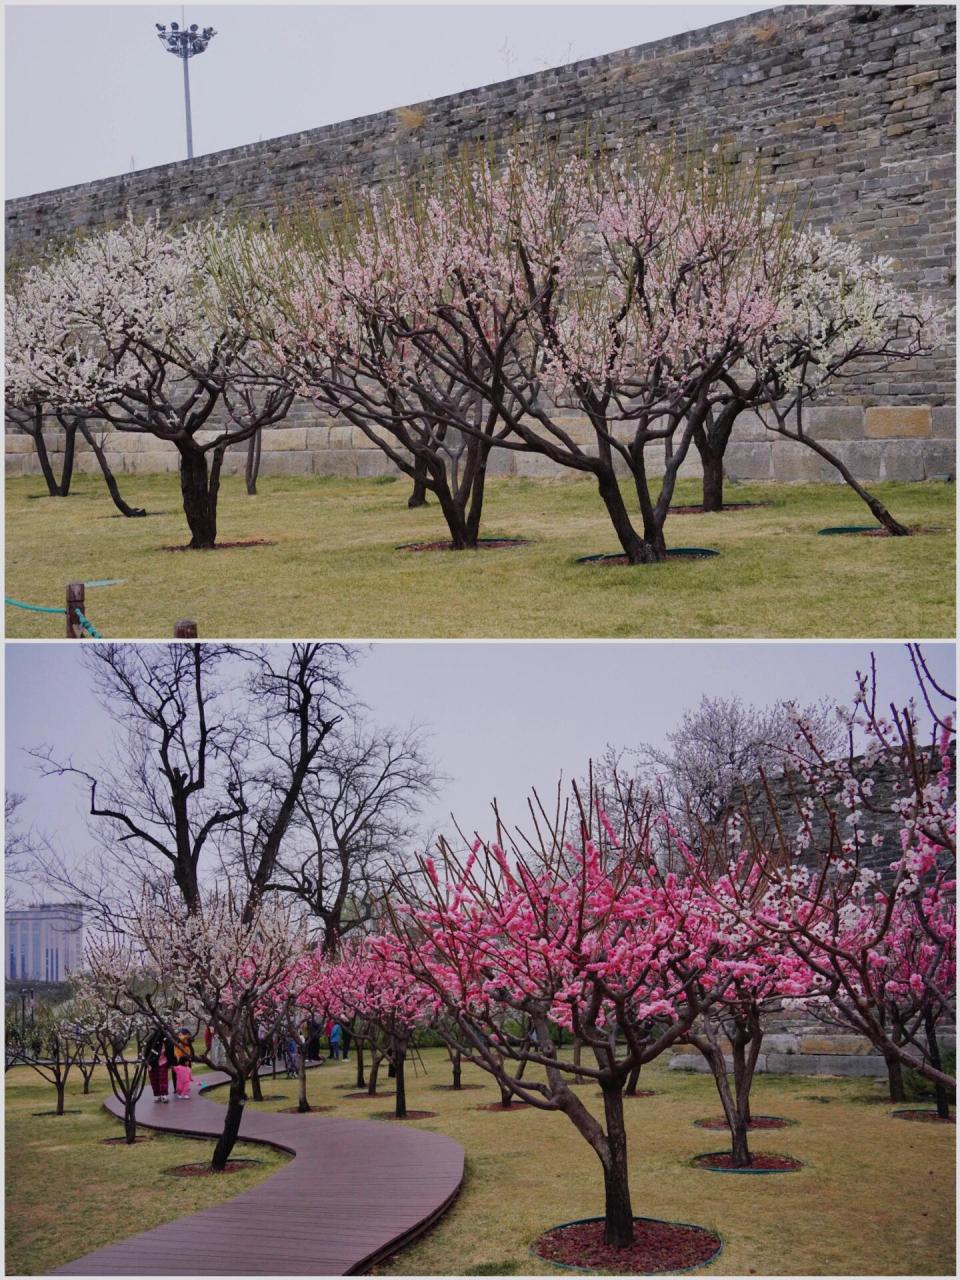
(4, 475, 955, 639)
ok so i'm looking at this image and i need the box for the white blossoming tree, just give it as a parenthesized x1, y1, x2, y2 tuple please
(694, 228, 946, 527)
(121, 881, 312, 1170)
(4, 217, 293, 548)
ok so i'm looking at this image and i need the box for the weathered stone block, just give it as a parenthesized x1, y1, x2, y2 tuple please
(864, 406, 932, 438)
(513, 453, 567, 478)
(771, 444, 842, 483)
(724, 441, 774, 480)
(799, 1035, 874, 1056)
(258, 450, 313, 477)
(261, 427, 307, 451)
(356, 449, 399, 478)
(328, 426, 354, 450)
(880, 440, 927, 481)
(830, 440, 884, 482)
(920, 439, 955, 479)
(931, 406, 956, 439)
(805, 405, 865, 441)
(311, 449, 361, 478)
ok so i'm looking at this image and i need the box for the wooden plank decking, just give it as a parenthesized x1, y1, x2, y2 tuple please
(54, 1070, 464, 1276)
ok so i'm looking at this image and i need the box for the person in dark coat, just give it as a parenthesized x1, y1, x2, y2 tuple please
(144, 1027, 176, 1103)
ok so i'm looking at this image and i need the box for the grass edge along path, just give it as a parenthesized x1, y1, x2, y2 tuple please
(5, 475, 955, 638)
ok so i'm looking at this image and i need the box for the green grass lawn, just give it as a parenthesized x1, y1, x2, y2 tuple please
(5, 1064, 290, 1276)
(5, 474, 955, 639)
(6, 1051, 954, 1275)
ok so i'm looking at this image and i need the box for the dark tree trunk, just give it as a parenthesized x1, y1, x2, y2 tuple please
(498, 1077, 516, 1107)
(433, 483, 475, 549)
(625, 1065, 642, 1097)
(777, 428, 911, 535)
(700, 449, 725, 513)
(31, 405, 60, 496)
(701, 1038, 752, 1168)
(451, 1050, 462, 1091)
(297, 1048, 310, 1113)
(387, 1057, 397, 1078)
(599, 1083, 634, 1247)
(250, 1064, 264, 1102)
(395, 1047, 407, 1120)
(596, 469, 659, 564)
(245, 429, 262, 496)
(408, 457, 429, 508)
(124, 1097, 138, 1144)
(367, 1051, 382, 1096)
(178, 446, 222, 549)
(885, 1051, 906, 1103)
(355, 1041, 366, 1090)
(924, 1009, 951, 1119)
(211, 1080, 245, 1171)
(78, 421, 146, 518)
(55, 1080, 66, 1116)
(58, 420, 78, 496)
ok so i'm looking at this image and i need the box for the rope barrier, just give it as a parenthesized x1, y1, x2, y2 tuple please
(4, 597, 66, 615)
(75, 610, 102, 639)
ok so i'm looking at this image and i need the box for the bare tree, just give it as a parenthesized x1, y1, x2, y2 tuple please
(253, 723, 440, 952)
(30, 644, 355, 923)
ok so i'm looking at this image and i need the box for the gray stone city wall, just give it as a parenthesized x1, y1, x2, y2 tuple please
(6, 4, 956, 483)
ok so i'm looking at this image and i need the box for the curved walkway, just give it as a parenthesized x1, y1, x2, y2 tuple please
(55, 1070, 464, 1276)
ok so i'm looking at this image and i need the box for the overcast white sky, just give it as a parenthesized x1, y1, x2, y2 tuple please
(5, 2, 770, 198)
(5, 640, 954, 888)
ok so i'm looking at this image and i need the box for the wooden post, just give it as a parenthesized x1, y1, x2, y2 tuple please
(66, 582, 84, 639)
(174, 619, 198, 639)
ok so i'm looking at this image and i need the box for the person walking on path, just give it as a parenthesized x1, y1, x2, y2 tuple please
(329, 1022, 343, 1061)
(144, 1027, 175, 1103)
(173, 1029, 194, 1099)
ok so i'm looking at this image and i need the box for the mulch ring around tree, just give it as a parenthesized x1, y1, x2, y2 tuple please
(575, 548, 719, 566)
(692, 1151, 803, 1173)
(162, 538, 277, 551)
(892, 1109, 955, 1123)
(532, 1215, 722, 1274)
(343, 1090, 395, 1100)
(693, 1115, 795, 1130)
(816, 525, 942, 537)
(431, 1082, 486, 1091)
(100, 1135, 154, 1145)
(276, 1105, 336, 1114)
(473, 1100, 532, 1112)
(396, 537, 531, 552)
(370, 1110, 437, 1121)
(32, 1109, 82, 1116)
(165, 1159, 263, 1177)
(671, 502, 772, 514)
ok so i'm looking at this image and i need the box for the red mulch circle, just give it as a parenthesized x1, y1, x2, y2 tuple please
(694, 1115, 792, 1130)
(533, 1216, 722, 1273)
(165, 1159, 262, 1177)
(671, 502, 771, 514)
(370, 1109, 437, 1120)
(624, 1090, 658, 1099)
(892, 1109, 955, 1123)
(100, 1135, 153, 1145)
(693, 1151, 803, 1172)
(431, 1082, 486, 1091)
(397, 538, 529, 552)
(162, 538, 276, 552)
(473, 1101, 532, 1112)
(277, 1105, 336, 1114)
(343, 1090, 395, 1100)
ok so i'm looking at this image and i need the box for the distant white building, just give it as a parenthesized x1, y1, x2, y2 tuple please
(5, 903, 84, 983)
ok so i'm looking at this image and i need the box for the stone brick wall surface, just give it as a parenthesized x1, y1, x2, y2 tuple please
(6, 4, 956, 482)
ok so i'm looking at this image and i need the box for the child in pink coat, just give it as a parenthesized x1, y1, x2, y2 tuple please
(173, 1031, 194, 1099)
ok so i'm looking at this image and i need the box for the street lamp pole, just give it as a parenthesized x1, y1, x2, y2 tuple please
(155, 20, 217, 161)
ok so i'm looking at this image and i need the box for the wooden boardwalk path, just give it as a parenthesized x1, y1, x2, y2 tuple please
(55, 1069, 464, 1276)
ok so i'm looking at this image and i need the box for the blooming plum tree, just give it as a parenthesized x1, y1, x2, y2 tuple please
(387, 787, 751, 1248)
(5, 217, 293, 548)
